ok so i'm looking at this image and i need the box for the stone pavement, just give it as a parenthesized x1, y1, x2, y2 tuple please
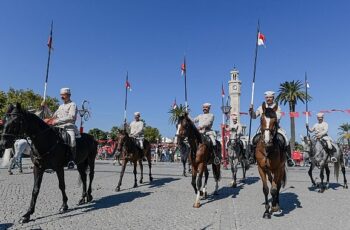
(0, 159, 349, 230)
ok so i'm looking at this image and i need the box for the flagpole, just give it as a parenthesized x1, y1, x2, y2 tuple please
(124, 71, 128, 127)
(184, 56, 188, 112)
(247, 20, 260, 160)
(43, 21, 53, 101)
(305, 72, 310, 138)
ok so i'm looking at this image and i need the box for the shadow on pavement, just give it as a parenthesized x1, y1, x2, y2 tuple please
(0, 223, 13, 229)
(148, 177, 180, 188)
(83, 191, 152, 213)
(275, 192, 302, 217)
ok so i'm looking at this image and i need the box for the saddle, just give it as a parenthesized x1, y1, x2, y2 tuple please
(53, 127, 72, 146)
(252, 132, 286, 151)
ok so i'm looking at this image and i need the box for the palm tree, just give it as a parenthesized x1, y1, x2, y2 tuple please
(275, 80, 311, 153)
(168, 104, 188, 125)
(338, 123, 350, 146)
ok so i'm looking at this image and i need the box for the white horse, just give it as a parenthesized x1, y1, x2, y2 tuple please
(2, 139, 31, 174)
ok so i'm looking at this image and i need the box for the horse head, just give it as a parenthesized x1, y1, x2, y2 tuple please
(260, 103, 278, 147)
(116, 129, 129, 152)
(175, 113, 190, 144)
(0, 103, 27, 149)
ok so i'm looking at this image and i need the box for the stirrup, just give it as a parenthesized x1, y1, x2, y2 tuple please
(330, 157, 337, 163)
(67, 161, 75, 169)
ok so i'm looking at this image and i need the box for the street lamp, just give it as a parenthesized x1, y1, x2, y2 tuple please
(221, 103, 231, 169)
(78, 100, 90, 133)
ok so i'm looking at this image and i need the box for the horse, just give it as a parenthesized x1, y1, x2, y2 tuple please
(114, 130, 153, 192)
(227, 137, 249, 187)
(0, 103, 97, 223)
(301, 135, 348, 192)
(176, 114, 221, 208)
(255, 104, 287, 219)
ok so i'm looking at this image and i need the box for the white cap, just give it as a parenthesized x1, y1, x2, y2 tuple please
(264, 91, 275, 97)
(134, 112, 141, 116)
(60, 88, 71, 95)
(317, 112, 324, 118)
(202, 103, 211, 107)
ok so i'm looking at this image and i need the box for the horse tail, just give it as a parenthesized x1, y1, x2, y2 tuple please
(334, 161, 340, 183)
(1, 148, 12, 167)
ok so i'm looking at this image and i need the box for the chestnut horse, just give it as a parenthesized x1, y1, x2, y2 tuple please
(115, 130, 153, 192)
(255, 104, 287, 219)
(176, 114, 221, 208)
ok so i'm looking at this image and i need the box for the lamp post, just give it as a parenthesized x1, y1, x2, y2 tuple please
(221, 103, 231, 169)
(78, 100, 90, 134)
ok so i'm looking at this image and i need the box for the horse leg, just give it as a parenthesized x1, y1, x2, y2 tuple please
(146, 150, 153, 182)
(258, 166, 270, 219)
(241, 158, 246, 181)
(308, 163, 316, 187)
(115, 159, 128, 192)
(87, 157, 95, 202)
(77, 162, 88, 205)
(194, 163, 204, 208)
(19, 166, 44, 223)
(319, 163, 325, 193)
(182, 159, 187, 177)
(201, 167, 209, 199)
(230, 157, 237, 188)
(133, 160, 138, 188)
(139, 159, 144, 184)
(56, 167, 69, 213)
(341, 163, 348, 189)
(325, 164, 330, 189)
(191, 163, 197, 195)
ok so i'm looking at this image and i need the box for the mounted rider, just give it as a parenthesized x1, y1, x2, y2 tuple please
(44, 88, 78, 169)
(193, 103, 220, 160)
(306, 112, 337, 162)
(249, 91, 289, 153)
(227, 114, 245, 154)
(129, 112, 145, 149)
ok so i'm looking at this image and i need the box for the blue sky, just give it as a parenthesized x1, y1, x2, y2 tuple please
(0, 0, 349, 141)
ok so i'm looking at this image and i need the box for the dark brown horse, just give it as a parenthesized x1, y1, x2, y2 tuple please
(176, 114, 221, 208)
(255, 104, 287, 219)
(115, 130, 153, 192)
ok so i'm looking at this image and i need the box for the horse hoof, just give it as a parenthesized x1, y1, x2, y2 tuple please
(115, 187, 120, 192)
(133, 184, 138, 188)
(193, 203, 201, 208)
(87, 195, 93, 202)
(78, 198, 86, 205)
(59, 205, 68, 214)
(263, 213, 271, 219)
(271, 206, 280, 213)
(8, 172, 13, 175)
(183, 172, 187, 177)
(318, 188, 325, 193)
(19, 216, 30, 224)
(150, 177, 153, 182)
(344, 184, 348, 189)
(204, 192, 208, 199)
(199, 191, 204, 196)
(230, 182, 237, 188)
(139, 180, 143, 184)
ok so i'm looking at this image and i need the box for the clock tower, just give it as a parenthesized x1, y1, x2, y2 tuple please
(228, 68, 242, 123)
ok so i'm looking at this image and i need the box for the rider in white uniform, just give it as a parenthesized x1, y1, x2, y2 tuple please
(307, 112, 337, 162)
(45, 88, 78, 169)
(249, 91, 289, 152)
(129, 112, 145, 149)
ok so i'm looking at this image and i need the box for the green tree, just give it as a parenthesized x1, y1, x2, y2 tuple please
(0, 88, 59, 118)
(88, 128, 108, 140)
(109, 126, 121, 140)
(338, 123, 350, 146)
(275, 80, 311, 153)
(168, 104, 188, 125)
(144, 126, 161, 143)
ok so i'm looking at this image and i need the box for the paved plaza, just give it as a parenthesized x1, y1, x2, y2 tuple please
(0, 159, 349, 230)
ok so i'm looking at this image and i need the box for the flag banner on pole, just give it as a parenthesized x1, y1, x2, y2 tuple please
(172, 98, 177, 109)
(221, 83, 225, 98)
(125, 80, 132, 91)
(181, 60, 186, 76)
(306, 82, 310, 88)
(289, 112, 300, 118)
(257, 32, 266, 46)
(303, 111, 312, 116)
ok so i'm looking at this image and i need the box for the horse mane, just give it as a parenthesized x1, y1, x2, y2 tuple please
(14, 104, 50, 130)
(179, 115, 202, 143)
(262, 102, 277, 119)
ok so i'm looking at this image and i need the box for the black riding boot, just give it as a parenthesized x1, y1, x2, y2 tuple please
(67, 146, 76, 169)
(327, 148, 337, 163)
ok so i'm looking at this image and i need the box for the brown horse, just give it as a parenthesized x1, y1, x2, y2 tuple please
(255, 104, 287, 219)
(115, 130, 153, 192)
(176, 114, 221, 208)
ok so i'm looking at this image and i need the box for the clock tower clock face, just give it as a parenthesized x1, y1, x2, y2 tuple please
(233, 85, 237, 90)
